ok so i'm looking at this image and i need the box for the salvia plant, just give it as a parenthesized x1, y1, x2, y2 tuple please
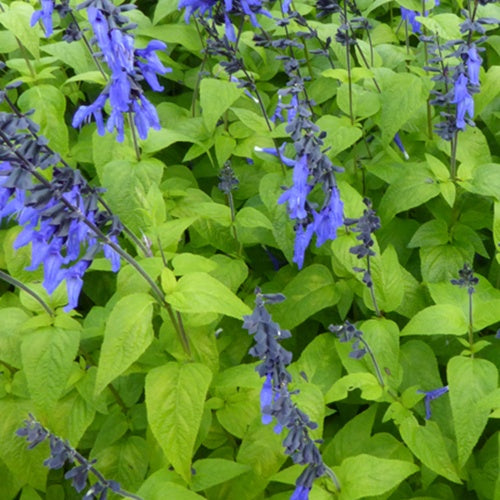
(0, 0, 498, 498)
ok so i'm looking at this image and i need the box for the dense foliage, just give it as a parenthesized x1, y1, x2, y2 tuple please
(0, 0, 499, 498)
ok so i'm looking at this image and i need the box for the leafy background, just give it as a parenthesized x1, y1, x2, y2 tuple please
(0, 0, 499, 499)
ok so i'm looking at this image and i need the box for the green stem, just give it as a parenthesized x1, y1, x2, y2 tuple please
(358, 336, 385, 389)
(450, 131, 458, 181)
(0, 270, 54, 316)
(344, 3, 354, 125)
(468, 290, 474, 358)
(127, 110, 141, 161)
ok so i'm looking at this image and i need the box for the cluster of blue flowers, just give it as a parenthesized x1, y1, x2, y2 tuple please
(426, 7, 497, 139)
(178, 0, 271, 42)
(257, 58, 344, 268)
(17, 414, 141, 500)
(0, 109, 122, 311)
(243, 290, 337, 499)
(31, 0, 170, 142)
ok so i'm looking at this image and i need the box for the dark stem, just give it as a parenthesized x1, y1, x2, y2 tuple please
(366, 255, 381, 317)
(0, 270, 54, 316)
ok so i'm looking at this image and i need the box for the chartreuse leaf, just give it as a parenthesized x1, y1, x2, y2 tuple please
(401, 304, 467, 336)
(18, 85, 68, 155)
(92, 436, 149, 492)
(200, 79, 244, 132)
(42, 41, 95, 74)
(373, 71, 425, 144)
(166, 272, 251, 319)
(448, 356, 498, 468)
(420, 244, 470, 283)
(21, 327, 80, 415)
(323, 406, 377, 465)
(379, 162, 440, 221)
(0, 459, 20, 500)
(137, 468, 205, 499)
(337, 83, 380, 119)
(293, 334, 342, 395)
(325, 373, 383, 403)
(399, 415, 461, 483)
(95, 293, 155, 394)
(145, 362, 212, 482)
(99, 158, 164, 235)
(408, 219, 449, 248)
(271, 264, 340, 329)
(363, 245, 404, 313)
(191, 458, 250, 491)
(47, 389, 96, 445)
(0, 399, 48, 490)
(333, 454, 418, 500)
(213, 364, 261, 438)
(0, 2, 40, 58)
(315, 115, 363, 157)
(360, 319, 402, 390)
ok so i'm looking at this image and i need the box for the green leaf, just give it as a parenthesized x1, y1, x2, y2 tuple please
(399, 416, 462, 483)
(373, 71, 426, 143)
(21, 327, 80, 414)
(360, 319, 402, 390)
(447, 356, 498, 468)
(47, 390, 96, 445)
(0, 2, 39, 58)
(200, 79, 244, 132)
(408, 219, 449, 248)
(231, 108, 269, 133)
(0, 399, 48, 490)
(95, 293, 155, 394)
(337, 83, 380, 119)
(293, 334, 342, 395)
(138, 469, 205, 499)
(379, 163, 440, 221)
(401, 305, 468, 336)
(420, 244, 470, 283)
(145, 362, 212, 482)
(41, 41, 95, 74)
(18, 85, 68, 155)
(191, 459, 251, 491)
(92, 436, 149, 491)
(466, 163, 500, 199)
(363, 245, 404, 313)
(166, 272, 251, 319)
(271, 264, 340, 329)
(418, 14, 462, 40)
(0, 307, 30, 369)
(325, 373, 383, 403)
(99, 158, 164, 234)
(333, 454, 418, 500)
(172, 253, 219, 275)
(316, 115, 363, 157)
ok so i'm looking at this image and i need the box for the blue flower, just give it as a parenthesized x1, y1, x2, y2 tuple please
(43, 238, 65, 294)
(312, 186, 343, 247)
(136, 41, 171, 92)
(291, 485, 310, 500)
(72, 93, 107, 136)
(64, 260, 91, 312)
(293, 223, 314, 269)
(418, 386, 449, 420)
(452, 73, 474, 129)
(401, 8, 421, 33)
(466, 46, 482, 85)
(393, 132, 409, 160)
(30, 0, 55, 37)
(132, 95, 162, 140)
(278, 155, 311, 220)
(260, 373, 273, 424)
